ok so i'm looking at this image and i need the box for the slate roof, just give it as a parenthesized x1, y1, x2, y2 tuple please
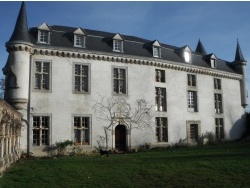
(235, 40, 246, 62)
(8, 2, 31, 44)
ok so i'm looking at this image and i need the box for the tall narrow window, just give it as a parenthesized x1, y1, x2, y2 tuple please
(184, 51, 191, 63)
(155, 87, 167, 111)
(187, 91, 198, 112)
(215, 118, 224, 139)
(155, 69, 165, 83)
(153, 47, 161, 58)
(214, 78, 221, 90)
(187, 74, 196, 87)
(32, 116, 50, 146)
(113, 68, 126, 94)
(214, 93, 223, 113)
(156, 117, 168, 142)
(74, 116, 90, 145)
(34, 61, 50, 90)
(211, 59, 216, 68)
(74, 64, 89, 92)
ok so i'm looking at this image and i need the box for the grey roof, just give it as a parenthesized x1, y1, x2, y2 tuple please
(235, 40, 246, 62)
(27, 25, 238, 74)
(8, 2, 31, 44)
(195, 39, 207, 55)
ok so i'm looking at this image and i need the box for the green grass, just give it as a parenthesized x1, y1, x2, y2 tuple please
(1, 142, 250, 188)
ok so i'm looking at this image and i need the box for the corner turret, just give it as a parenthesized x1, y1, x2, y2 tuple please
(232, 40, 248, 108)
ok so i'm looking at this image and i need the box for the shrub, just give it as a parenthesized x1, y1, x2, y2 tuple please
(171, 138, 188, 148)
(56, 140, 73, 156)
(138, 142, 151, 151)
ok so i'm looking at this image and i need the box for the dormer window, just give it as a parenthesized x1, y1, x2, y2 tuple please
(114, 40, 122, 52)
(184, 51, 191, 63)
(211, 59, 216, 68)
(152, 40, 162, 58)
(153, 47, 161, 58)
(73, 28, 87, 48)
(112, 34, 124, 53)
(37, 23, 51, 44)
(38, 30, 49, 43)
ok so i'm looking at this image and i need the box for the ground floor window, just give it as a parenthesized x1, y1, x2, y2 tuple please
(74, 116, 90, 145)
(215, 118, 224, 139)
(32, 116, 50, 146)
(156, 117, 168, 142)
(190, 124, 198, 142)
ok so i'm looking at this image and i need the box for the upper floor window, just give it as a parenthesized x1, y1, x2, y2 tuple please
(34, 61, 50, 90)
(113, 67, 127, 94)
(187, 74, 196, 87)
(214, 78, 221, 90)
(74, 116, 90, 145)
(32, 116, 50, 146)
(155, 87, 167, 111)
(112, 34, 124, 53)
(156, 117, 168, 142)
(155, 69, 165, 83)
(187, 91, 198, 112)
(214, 93, 223, 113)
(74, 64, 89, 93)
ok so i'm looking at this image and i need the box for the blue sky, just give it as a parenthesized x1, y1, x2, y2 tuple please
(1, 1, 250, 110)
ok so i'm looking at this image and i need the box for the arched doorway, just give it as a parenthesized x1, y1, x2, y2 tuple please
(115, 125, 126, 151)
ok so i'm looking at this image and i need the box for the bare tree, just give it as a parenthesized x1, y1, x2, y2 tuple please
(93, 94, 154, 150)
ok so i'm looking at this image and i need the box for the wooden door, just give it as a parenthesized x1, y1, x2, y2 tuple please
(115, 125, 126, 151)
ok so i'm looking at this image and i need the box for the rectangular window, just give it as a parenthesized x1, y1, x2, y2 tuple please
(34, 61, 50, 90)
(155, 87, 167, 111)
(113, 68, 126, 94)
(74, 64, 89, 92)
(187, 74, 196, 87)
(32, 116, 50, 146)
(187, 91, 198, 112)
(38, 30, 49, 44)
(215, 118, 224, 139)
(214, 78, 221, 90)
(214, 93, 223, 113)
(190, 124, 198, 142)
(156, 117, 168, 142)
(155, 69, 165, 83)
(74, 35, 85, 47)
(113, 40, 123, 52)
(211, 59, 216, 68)
(153, 47, 161, 58)
(74, 116, 90, 145)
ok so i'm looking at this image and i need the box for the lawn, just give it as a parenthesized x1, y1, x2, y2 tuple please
(0, 142, 250, 188)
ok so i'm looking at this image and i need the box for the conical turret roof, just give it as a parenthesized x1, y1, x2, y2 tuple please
(8, 2, 31, 44)
(235, 40, 246, 62)
(195, 39, 207, 55)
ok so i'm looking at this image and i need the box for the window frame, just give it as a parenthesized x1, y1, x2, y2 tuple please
(38, 30, 50, 44)
(155, 117, 168, 142)
(74, 34, 86, 48)
(187, 90, 198, 112)
(153, 46, 161, 58)
(211, 59, 216, 68)
(155, 87, 167, 112)
(113, 40, 123, 52)
(184, 51, 191, 63)
(112, 66, 128, 95)
(187, 74, 196, 87)
(155, 69, 165, 83)
(215, 118, 224, 139)
(72, 114, 91, 146)
(33, 60, 52, 92)
(214, 93, 223, 113)
(73, 63, 91, 94)
(32, 114, 51, 147)
(214, 78, 221, 90)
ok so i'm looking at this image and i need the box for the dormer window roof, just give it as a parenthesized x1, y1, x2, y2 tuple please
(178, 45, 192, 63)
(37, 23, 51, 44)
(74, 28, 87, 48)
(112, 33, 124, 52)
(152, 40, 162, 58)
(204, 53, 217, 68)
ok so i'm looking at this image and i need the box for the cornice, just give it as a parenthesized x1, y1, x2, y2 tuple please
(8, 44, 242, 80)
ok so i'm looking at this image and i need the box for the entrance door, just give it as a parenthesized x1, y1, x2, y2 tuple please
(115, 125, 126, 151)
(190, 124, 198, 142)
